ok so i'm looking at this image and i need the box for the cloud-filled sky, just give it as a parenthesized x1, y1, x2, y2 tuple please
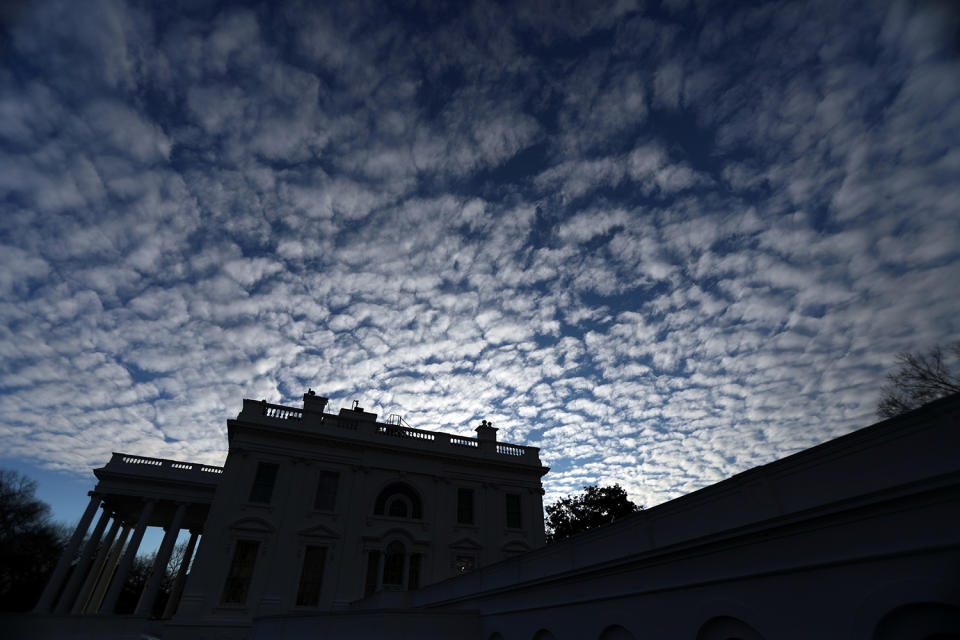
(1, 0, 959, 518)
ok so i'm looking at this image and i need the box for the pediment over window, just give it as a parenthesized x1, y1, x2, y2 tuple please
(449, 536, 482, 551)
(297, 523, 340, 539)
(501, 540, 531, 554)
(229, 517, 275, 533)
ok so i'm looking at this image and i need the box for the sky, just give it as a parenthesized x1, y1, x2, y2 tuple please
(1, 0, 959, 530)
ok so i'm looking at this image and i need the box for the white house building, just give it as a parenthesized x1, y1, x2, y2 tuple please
(30, 391, 549, 636)
(22, 391, 960, 639)
(171, 391, 548, 631)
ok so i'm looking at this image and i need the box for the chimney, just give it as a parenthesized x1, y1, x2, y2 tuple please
(302, 389, 328, 415)
(339, 400, 378, 422)
(475, 419, 498, 442)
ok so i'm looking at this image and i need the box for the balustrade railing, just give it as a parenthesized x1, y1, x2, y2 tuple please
(496, 443, 526, 456)
(242, 400, 537, 463)
(377, 424, 436, 441)
(450, 435, 479, 448)
(262, 402, 303, 421)
(113, 454, 223, 475)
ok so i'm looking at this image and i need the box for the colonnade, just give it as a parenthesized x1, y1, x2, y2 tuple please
(34, 492, 201, 618)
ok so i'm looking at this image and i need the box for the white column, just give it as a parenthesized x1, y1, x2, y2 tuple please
(135, 502, 187, 616)
(88, 524, 130, 614)
(73, 515, 121, 614)
(162, 529, 199, 619)
(34, 492, 101, 612)
(56, 504, 112, 614)
(100, 500, 155, 614)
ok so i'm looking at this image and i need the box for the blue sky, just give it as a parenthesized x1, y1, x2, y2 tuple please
(1, 0, 959, 529)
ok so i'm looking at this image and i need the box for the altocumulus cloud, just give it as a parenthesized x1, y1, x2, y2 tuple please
(1, 0, 958, 508)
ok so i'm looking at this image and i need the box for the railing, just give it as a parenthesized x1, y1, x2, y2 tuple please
(496, 443, 526, 456)
(120, 455, 161, 466)
(386, 413, 415, 428)
(377, 424, 436, 441)
(450, 435, 479, 448)
(262, 402, 303, 421)
(239, 399, 539, 464)
(113, 454, 223, 475)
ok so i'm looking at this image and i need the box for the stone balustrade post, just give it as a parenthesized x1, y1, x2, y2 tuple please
(55, 504, 111, 614)
(34, 492, 101, 613)
(73, 516, 121, 614)
(100, 499, 155, 614)
(135, 502, 188, 616)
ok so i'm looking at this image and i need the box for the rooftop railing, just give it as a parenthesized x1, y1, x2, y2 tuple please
(240, 399, 541, 466)
(377, 424, 436, 441)
(105, 453, 223, 477)
(261, 401, 304, 421)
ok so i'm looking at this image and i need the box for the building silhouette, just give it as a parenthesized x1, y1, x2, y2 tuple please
(22, 392, 960, 639)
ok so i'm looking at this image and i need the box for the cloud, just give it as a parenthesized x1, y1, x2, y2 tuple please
(0, 0, 958, 515)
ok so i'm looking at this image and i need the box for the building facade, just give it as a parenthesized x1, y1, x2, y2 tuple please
(30, 391, 549, 637)
(23, 392, 960, 640)
(171, 392, 548, 632)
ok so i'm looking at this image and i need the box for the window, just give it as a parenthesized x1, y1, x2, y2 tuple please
(313, 471, 339, 511)
(506, 493, 521, 528)
(373, 482, 422, 519)
(248, 462, 279, 504)
(221, 540, 259, 604)
(387, 496, 409, 518)
(364, 550, 380, 597)
(295, 546, 327, 606)
(408, 553, 421, 590)
(383, 541, 405, 585)
(457, 488, 474, 524)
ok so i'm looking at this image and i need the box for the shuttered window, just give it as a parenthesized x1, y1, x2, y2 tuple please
(314, 471, 339, 511)
(506, 493, 521, 528)
(221, 540, 259, 604)
(295, 546, 327, 606)
(248, 462, 279, 504)
(457, 488, 474, 524)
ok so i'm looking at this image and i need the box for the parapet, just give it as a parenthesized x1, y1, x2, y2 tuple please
(235, 395, 546, 471)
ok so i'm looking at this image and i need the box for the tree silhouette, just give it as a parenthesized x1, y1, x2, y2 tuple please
(0, 470, 65, 611)
(545, 484, 640, 543)
(877, 341, 960, 418)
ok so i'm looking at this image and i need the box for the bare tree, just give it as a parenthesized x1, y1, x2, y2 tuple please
(0, 470, 65, 611)
(877, 341, 960, 418)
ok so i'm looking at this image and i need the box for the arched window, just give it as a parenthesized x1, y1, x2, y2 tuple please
(697, 616, 765, 640)
(598, 624, 636, 640)
(874, 602, 960, 640)
(387, 495, 410, 518)
(382, 541, 405, 585)
(362, 541, 425, 596)
(374, 482, 423, 519)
